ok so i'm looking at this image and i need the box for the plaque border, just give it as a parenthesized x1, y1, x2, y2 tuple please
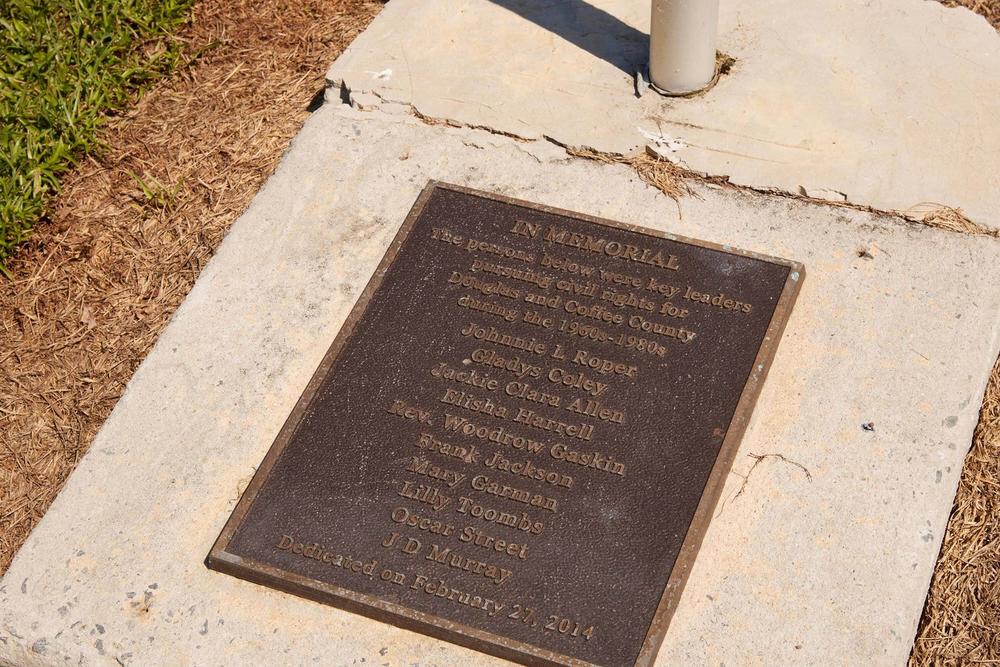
(206, 181, 805, 667)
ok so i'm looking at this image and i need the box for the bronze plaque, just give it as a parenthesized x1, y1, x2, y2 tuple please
(207, 182, 803, 667)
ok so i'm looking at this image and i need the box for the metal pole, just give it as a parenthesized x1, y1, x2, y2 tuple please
(649, 0, 720, 95)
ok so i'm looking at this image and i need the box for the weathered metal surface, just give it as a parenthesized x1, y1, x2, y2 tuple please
(207, 182, 803, 667)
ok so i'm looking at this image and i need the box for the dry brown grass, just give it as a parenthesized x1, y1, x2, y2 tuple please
(0, 0, 383, 574)
(913, 204, 1000, 238)
(911, 355, 1000, 664)
(567, 147, 690, 201)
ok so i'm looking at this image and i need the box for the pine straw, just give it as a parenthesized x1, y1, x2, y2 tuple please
(567, 147, 689, 201)
(910, 203, 1000, 238)
(0, 0, 383, 574)
(911, 355, 1000, 665)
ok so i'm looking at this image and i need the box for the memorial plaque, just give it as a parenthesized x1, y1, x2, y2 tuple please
(207, 182, 804, 666)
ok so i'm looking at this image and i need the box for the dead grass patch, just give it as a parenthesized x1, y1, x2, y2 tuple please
(0, 0, 383, 574)
(908, 203, 1000, 238)
(567, 147, 689, 201)
(911, 354, 1000, 664)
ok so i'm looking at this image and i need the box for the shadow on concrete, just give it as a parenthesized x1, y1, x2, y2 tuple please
(487, 0, 647, 75)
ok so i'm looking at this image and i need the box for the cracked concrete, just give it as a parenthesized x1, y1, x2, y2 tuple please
(722, 452, 814, 511)
(327, 0, 1000, 228)
(714, 452, 814, 520)
(338, 80, 993, 234)
(2, 101, 1000, 665)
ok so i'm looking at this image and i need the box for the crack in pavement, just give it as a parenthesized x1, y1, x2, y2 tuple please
(328, 77, 1000, 240)
(717, 452, 813, 518)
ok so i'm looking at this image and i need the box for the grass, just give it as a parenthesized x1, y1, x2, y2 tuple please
(0, 0, 196, 276)
(0, 0, 384, 574)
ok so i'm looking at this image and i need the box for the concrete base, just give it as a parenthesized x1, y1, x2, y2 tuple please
(2, 100, 999, 665)
(327, 0, 1000, 227)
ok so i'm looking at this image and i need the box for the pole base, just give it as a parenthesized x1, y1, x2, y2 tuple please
(647, 53, 734, 98)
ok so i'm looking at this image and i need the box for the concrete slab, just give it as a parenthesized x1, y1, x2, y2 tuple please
(2, 101, 1000, 666)
(326, 0, 1000, 227)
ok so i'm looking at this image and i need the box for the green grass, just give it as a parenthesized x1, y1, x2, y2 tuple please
(0, 0, 196, 276)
